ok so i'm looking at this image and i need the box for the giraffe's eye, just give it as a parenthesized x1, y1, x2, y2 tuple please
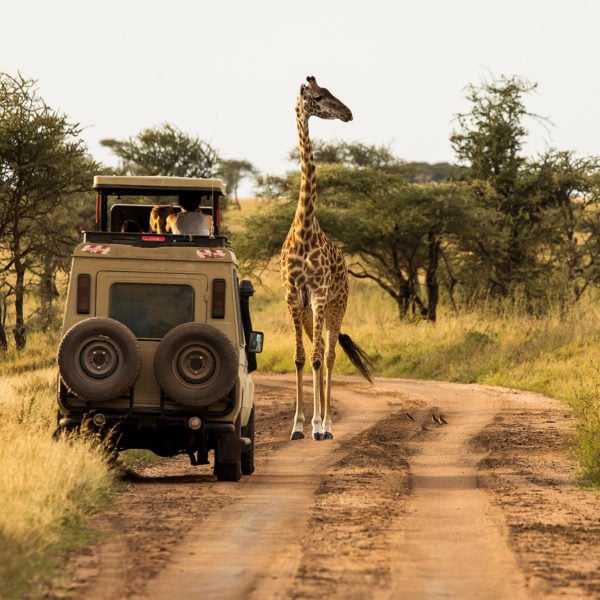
(313, 95, 323, 102)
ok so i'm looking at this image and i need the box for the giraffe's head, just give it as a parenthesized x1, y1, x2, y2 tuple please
(299, 76, 353, 122)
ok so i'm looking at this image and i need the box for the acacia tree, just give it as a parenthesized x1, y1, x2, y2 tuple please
(101, 123, 219, 178)
(0, 72, 96, 349)
(217, 159, 257, 208)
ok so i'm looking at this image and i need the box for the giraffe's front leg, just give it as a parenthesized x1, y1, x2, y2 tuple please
(311, 313, 326, 441)
(290, 306, 306, 441)
(311, 364, 325, 440)
(322, 368, 333, 440)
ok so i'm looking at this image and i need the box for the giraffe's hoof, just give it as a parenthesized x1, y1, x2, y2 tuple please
(290, 431, 305, 441)
(312, 432, 325, 441)
(324, 432, 333, 440)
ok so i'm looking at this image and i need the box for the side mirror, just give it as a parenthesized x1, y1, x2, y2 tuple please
(248, 331, 264, 353)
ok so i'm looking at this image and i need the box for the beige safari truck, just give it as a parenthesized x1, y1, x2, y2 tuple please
(55, 175, 263, 481)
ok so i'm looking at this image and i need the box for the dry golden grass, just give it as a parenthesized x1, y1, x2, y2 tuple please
(0, 367, 115, 598)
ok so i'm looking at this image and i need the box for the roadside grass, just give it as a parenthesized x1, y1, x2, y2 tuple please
(0, 367, 116, 599)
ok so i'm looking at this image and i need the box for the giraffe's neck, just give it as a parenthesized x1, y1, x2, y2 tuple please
(293, 101, 318, 234)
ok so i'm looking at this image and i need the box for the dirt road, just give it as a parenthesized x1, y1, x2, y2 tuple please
(52, 374, 600, 599)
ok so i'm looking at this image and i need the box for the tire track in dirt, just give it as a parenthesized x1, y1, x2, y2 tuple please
(132, 374, 394, 599)
(386, 381, 528, 599)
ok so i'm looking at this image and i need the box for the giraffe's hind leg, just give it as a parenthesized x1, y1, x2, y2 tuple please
(321, 331, 336, 440)
(290, 360, 305, 441)
(321, 298, 347, 440)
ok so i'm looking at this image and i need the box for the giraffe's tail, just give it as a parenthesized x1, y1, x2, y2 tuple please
(338, 333, 374, 383)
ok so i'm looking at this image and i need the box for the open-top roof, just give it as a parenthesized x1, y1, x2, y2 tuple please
(93, 175, 227, 196)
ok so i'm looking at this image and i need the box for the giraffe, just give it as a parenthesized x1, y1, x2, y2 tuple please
(280, 75, 373, 441)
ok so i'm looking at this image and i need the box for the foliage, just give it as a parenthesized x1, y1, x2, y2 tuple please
(232, 199, 295, 277)
(101, 122, 220, 178)
(450, 74, 600, 306)
(0, 72, 98, 350)
(289, 140, 406, 172)
(450, 75, 539, 191)
(325, 176, 498, 320)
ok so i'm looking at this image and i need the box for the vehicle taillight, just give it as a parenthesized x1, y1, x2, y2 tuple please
(214, 198, 221, 229)
(211, 279, 226, 319)
(77, 274, 91, 314)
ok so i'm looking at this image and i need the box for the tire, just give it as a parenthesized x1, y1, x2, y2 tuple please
(58, 318, 142, 402)
(241, 407, 255, 476)
(154, 323, 239, 406)
(214, 460, 242, 482)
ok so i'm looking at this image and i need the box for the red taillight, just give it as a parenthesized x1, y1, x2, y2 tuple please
(141, 235, 166, 242)
(211, 279, 226, 319)
(214, 199, 221, 228)
(77, 274, 91, 314)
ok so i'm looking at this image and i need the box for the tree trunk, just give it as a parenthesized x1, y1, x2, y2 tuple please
(397, 274, 429, 321)
(40, 253, 60, 331)
(398, 278, 410, 319)
(0, 295, 8, 352)
(13, 259, 27, 350)
(425, 232, 440, 322)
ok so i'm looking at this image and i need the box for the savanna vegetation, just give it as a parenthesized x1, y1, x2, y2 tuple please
(2, 69, 600, 598)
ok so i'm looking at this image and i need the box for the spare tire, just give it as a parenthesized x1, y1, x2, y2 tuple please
(58, 318, 142, 402)
(154, 323, 238, 406)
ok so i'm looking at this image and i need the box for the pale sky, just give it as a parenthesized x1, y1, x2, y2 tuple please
(3, 0, 599, 195)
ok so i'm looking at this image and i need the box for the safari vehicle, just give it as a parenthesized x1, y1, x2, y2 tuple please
(55, 175, 263, 481)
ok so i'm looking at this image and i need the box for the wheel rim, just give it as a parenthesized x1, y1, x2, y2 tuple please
(175, 343, 217, 384)
(78, 338, 121, 379)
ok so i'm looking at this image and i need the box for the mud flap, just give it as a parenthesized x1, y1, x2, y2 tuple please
(216, 432, 242, 463)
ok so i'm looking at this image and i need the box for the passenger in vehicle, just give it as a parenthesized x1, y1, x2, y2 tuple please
(166, 193, 210, 235)
(121, 219, 142, 232)
(149, 205, 174, 233)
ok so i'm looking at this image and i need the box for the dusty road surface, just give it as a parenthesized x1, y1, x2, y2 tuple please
(50, 373, 600, 599)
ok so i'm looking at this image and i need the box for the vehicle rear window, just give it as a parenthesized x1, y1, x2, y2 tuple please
(109, 283, 194, 339)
